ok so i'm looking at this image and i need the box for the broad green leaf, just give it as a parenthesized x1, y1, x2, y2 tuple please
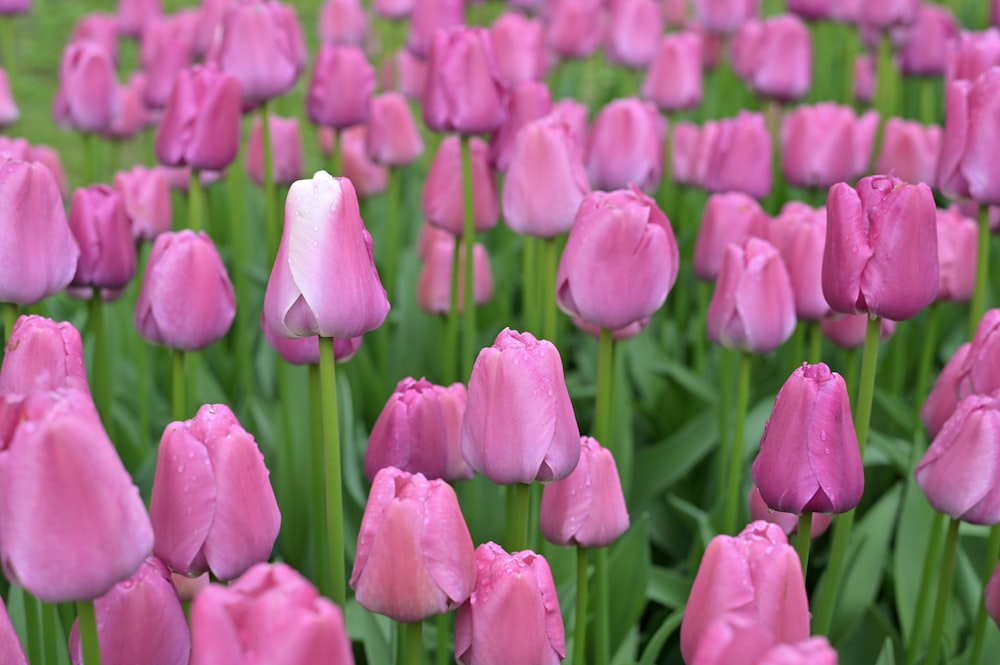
(637, 607, 685, 665)
(893, 474, 941, 641)
(647, 566, 691, 610)
(608, 516, 651, 656)
(346, 599, 394, 665)
(873, 637, 895, 665)
(632, 410, 718, 509)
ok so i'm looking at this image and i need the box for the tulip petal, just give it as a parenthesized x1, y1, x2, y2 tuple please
(822, 182, 872, 314)
(421, 482, 476, 607)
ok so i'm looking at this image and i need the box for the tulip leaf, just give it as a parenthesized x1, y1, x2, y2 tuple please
(873, 637, 895, 665)
(872, 387, 914, 432)
(346, 599, 394, 665)
(608, 516, 650, 658)
(631, 409, 718, 509)
(635, 606, 684, 665)
(646, 566, 691, 610)
(893, 473, 939, 642)
(647, 356, 717, 404)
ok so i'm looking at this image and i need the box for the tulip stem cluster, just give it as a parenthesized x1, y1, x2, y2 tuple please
(171, 348, 185, 421)
(970, 206, 991, 337)
(572, 546, 590, 665)
(723, 351, 752, 534)
(76, 599, 102, 665)
(260, 102, 277, 260)
(89, 292, 112, 440)
(461, 134, 477, 381)
(2, 301, 16, 342)
(319, 337, 346, 606)
(969, 525, 1000, 665)
(925, 518, 962, 665)
(188, 169, 203, 233)
(403, 620, 422, 665)
(796, 512, 812, 577)
(908, 511, 946, 663)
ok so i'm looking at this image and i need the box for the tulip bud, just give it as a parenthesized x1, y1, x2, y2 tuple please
(113, 166, 172, 242)
(367, 92, 424, 167)
(820, 313, 897, 349)
(53, 41, 118, 133)
(338, 126, 390, 198)
(351, 467, 476, 621)
(190, 563, 354, 665)
(407, 0, 464, 59)
(435, 382, 474, 481)
(320, 0, 368, 46)
(898, 6, 958, 76)
(0, 597, 26, 665)
(68, 185, 137, 292)
(71, 13, 119, 60)
(455, 543, 566, 665)
(423, 27, 506, 135)
(68, 557, 190, 665)
(156, 65, 242, 172)
(680, 520, 809, 663)
(694, 0, 760, 35)
(938, 69, 1000, 205)
(491, 12, 548, 86)
(748, 486, 832, 538)
(707, 238, 796, 354)
(135, 230, 236, 351)
(246, 114, 304, 187)
(752, 363, 863, 514)
(781, 103, 858, 189)
(365, 378, 450, 481)
(586, 97, 663, 193)
(875, 119, 941, 189)
(264, 172, 389, 339)
(0, 68, 18, 128)
(642, 32, 704, 113)
(605, 0, 663, 69)
(0, 315, 89, 394)
(921, 342, 970, 439)
(731, 15, 812, 102)
(307, 44, 374, 130)
(987, 561, 1000, 629)
(422, 136, 499, 236)
(150, 404, 280, 580)
(140, 13, 196, 109)
(935, 206, 978, 303)
(557, 186, 679, 332)
(489, 80, 552, 173)
(703, 112, 772, 199)
(545, 0, 605, 60)
(117, 0, 162, 39)
(461, 329, 580, 484)
(822, 175, 938, 321)
(416, 234, 494, 315)
(693, 192, 768, 281)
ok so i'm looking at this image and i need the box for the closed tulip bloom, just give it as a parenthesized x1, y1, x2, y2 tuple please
(642, 32, 704, 113)
(260, 313, 362, 366)
(707, 238, 796, 353)
(875, 119, 940, 189)
(422, 136, 499, 236)
(67, 185, 136, 292)
(339, 126, 390, 198)
(435, 382, 474, 481)
(539, 437, 629, 547)
(135, 230, 236, 350)
(140, 13, 196, 109)
(780, 103, 857, 189)
(0, 160, 79, 305)
(770, 202, 829, 321)
(987, 561, 1000, 629)
(351, 467, 476, 621)
(0, 315, 89, 394)
(150, 404, 280, 580)
(365, 378, 450, 481)
(586, 98, 663, 193)
(605, 0, 663, 69)
(455, 542, 566, 665)
(0, 69, 18, 128)
(921, 342, 970, 439)
(947, 30, 1000, 85)
(380, 48, 428, 101)
(693, 192, 768, 281)
(898, 6, 958, 76)
(117, 0, 161, 38)
(855, 54, 876, 105)
(68, 557, 190, 665)
(462, 328, 580, 484)
(156, 65, 241, 171)
(53, 41, 118, 133)
(0, 389, 153, 602)
(502, 115, 590, 238)
(491, 12, 548, 86)
(732, 15, 812, 102)
(190, 563, 354, 665)
(557, 186, 678, 331)
(703, 112, 772, 199)
(689, 613, 776, 665)
(672, 121, 712, 187)
(915, 390, 1000, 525)
(545, 0, 605, 60)
(367, 92, 424, 166)
(113, 166, 172, 242)
(550, 99, 590, 153)
(680, 520, 809, 663)
(752, 363, 863, 514)
(0, 597, 26, 665)
(264, 172, 389, 339)
(820, 313, 896, 349)
(935, 206, 978, 303)
(320, 0, 368, 46)
(823, 175, 938, 321)
(103, 73, 153, 141)
(489, 80, 552, 173)
(246, 114, 303, 187)
(27, 145, 68, 199)
(938, 70, 1000, 205)
(695, 0, 760, 35)
(423, 27, 506, 135)
(70, 13, 120, 62)
(417, 234, 494, 315)
(748, 486, 833, 538)
(214, 0, 306, 104)
(954, 309, 1000, 401)
(407, 0, 464, 59)
(307, 45, 374, 130)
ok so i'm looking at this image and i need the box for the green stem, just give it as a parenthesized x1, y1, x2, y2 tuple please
(572, 546, 590, 665)
(523, 236, 538, 333)
(873, 33, 896, 161)
(841, 23, 857, 106)
(509, 483, 532, 552)
(330, 127, 342, 178)
(3, 301, 17, 343)
(855, 316, 881, 458)
(89, 293, 113, 440)
(443, 239, 460, 384)
(385, 166, 402, 302)
(320, 338, 346, 606)
(971, 205, 991, 337)
(42, 601, 57, 665)
(22, 592, 42, 665)
(82, 132, 95, 187)
(76, 600, 102, 665)
(542, 237, 558, 346)
(914, 303, 940, 432)
(808, 321, 822, 364)
(924, 518, 962, 665)
(228, 154, 253, 404)
(813, 509, 854, 636)
(796, 512, 812, 580)
(189, 169, 203, 232)
(594, 547, 609, 665)
(309, 364, 329, 594)
(969, 525, 1000, 665)
(403, 620, 422, 665)
(723, 352, 752, 534)
(460, 135, 477, 381)
(594, 329, 615, 446)
(907, 511, 947, 663)
(261, 102, 278, 261)
(172, 349, 186, 422)
(435, 613, 449, 665)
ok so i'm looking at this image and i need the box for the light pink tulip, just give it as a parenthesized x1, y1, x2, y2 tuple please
(367, 92, 424, 167)
(53, 41, 118, 133)
(113, 166, 172, 241)
(0, 315, 89, 395)
(935, 206, 978, 303)
(605, 0, 663, 69)
(423, 27, 506, 135)
(246, 114, 304, 186)
(875, 118, 940, 189)
(693, 192, 767, 281)
(155, 65, 241, 171)
(491, 12, 548, 86)
(422, 136, 499, 236)
(407, 0, 464, 59)
(416, 234, 494, 315)
(703, 112, 772, 199)
(67, 185, 136, 291)
(319, 0, 368, 46)
(642, 32, 704, 112)
(307, 44, 374, 130)
(546, 0, 605, 59)
(586, 97, 663, 193)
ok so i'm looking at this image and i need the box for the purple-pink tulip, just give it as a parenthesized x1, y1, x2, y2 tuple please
(586, 97, 663, 193)
(365, 378, 451, 481)
(423, 27, 506, 135)
(938, 68, 1000, 205)
(406, 0, 464, 59)
(748, 486, 833, 538)
(922, 341, 971, 439)
(416, 234, 494, 315)
(53, 41, 118, 133)
(781, 103, 860, 189)
(116, 0, 161, 38)
(693, 192, 768, 281)
(642, 32, 704, 113)
(935, 206, 978, 303)
(491, 12, 548, 86)
(489, 80, 552, 173)
(898, 5, 958, 76)
(260, 313, 362, 366)
(0, 315, 89, 395)
(156, 65, 242, 172)
(113, 166, 172, 242)
(875, 118, 941, 189)
(140, 13, 196, 109)
(545, 0, 605, 60)
(67, 185, 136, 292)
(246, 114, 304, 186)
(367, 92, 424, 167)
(422, 136, 499, 236)
(702, 112, 772, 199)
(604, 0, 663, 69)
(769, 202, 830, 321)
(319, 0, 368, 46)
(307, 44, 374, 130)
(820, 313, 897, 349)
(730, 14, 812, 102)
(694, 0, 760, 35)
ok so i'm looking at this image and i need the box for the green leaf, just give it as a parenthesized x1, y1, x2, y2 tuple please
(631, 410, 719, 509)
(346, 599, 394, 665)
(608, 516, 651, 656)
(873, 637, 895, 665)
(893, 474, 939, 642)
(647, 566, 691, 610)
(636, 607, 684, 665)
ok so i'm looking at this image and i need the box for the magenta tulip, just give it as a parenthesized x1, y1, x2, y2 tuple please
(604, 0, 663, 69)
(938, 68, 1000, 205)
(53, 41, 117, 133)
(490, 12, 548, 86)
(545, 0, 605, 60)
(307, 44, 374, 130)
(67, 185, 136, 292)
(423, 27, 506, 135)
(156, 65, 241, 172)
(731, 14, 812, 102)
(586, 97, 663, 193)
(319, 0, 368, 46)
(113, 166, 172, 242)
(898, 5, 958, 76)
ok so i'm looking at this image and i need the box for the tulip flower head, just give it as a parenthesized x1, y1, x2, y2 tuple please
(938, 68, 1000, 205)
(0, 315, 90, 395)
(423, 27, 507, 135)
(67, 185, 137, 292)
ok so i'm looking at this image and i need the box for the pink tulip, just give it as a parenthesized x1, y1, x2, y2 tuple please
(246, 114, 304, 186)
(53, 41, 118, 133)
(854, 54, 876, 105)
(898, 5, 958, 76)
(264, 172, 389, 339)
(946, 29, 1000, 85)
(113, 166, 172, 242)
(642, 32, 704, 112)
(0, 0, 29, 15)
(190, 563, 354, 665)
(780, 103, 857, 189)
(545, 0, 605, 60)
(156, 65, 242, 171)
(756, 638, 839, 665)
(307, 44, 374, 130)
(67, 185, 136, 292)
(338, 126, 390, 198)
(689, 613, 776, 665)
(586, 97, 663, 193)
(875, 118, 940, 189)
(987, 561, 1000, 629)
(935, 206, 978, 303)
(0, 597, 26, 665)
(693, 192, 768, 281)
(367, 92, 424, 167)
(365, 378, 451, 481)
(103, 73, 153, 141)
(851, 109, 880, 179)
(135, 230, 236, 351)
(703, 111, 772, 199)
(955, 309, 1000, 401)
(672, 121, 712, 187)
(435, 382, 474, 481)
(422, 136, 499, 236)
(461, 328, 580, 484)
(768, 202, 829, 321)
(938, 69, 1000, 205)
(550, 99, 590, 153)
(140, 14, 197, 109)
(820, 313, 897, 349)
(407, 0, 464, 59)
(922, 342, 970, 439)
(694, 0, 760, 35)
(0, 69, 18, 128)
(730, 14, 812, 102)
(373, 0, 412, 20)
(70, 13, 119, 62)
(455, 542, 566, 665)
(192, 0, 228, 59)
(416, 234, 494, 315)
(491, 12, 548, 86)
(0, 315, 89, 394)
(859, 0, 918, 31)
(117, 0, 161, 38)
(380, 48, 428, 101)
(423, 27, 506, 135)
(605, 0, 663, 69)
(319, 0, 368, 46)
(0, 136, 29, 161)
(489, 80, 552, 173)
(748, 486, 833, 538)
(351, 467, 476, 621)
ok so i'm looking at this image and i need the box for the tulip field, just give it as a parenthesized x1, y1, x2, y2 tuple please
(4, 0, 1000, 664)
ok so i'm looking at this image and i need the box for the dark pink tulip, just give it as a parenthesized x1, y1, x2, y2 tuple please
(422, 136, 499, 236)
(489, 80, 552, 172)
(988, 561, 1000, 629)
(545, 0, 605, 60)
(938, 69, 1000, 205)
(365, 378, 450, 481)
(787, 0, 836, 20)
(407, 0, 464, 59)
(679, 520, 809, 663)
(694, 0, 760, 35)
(264, 172, 389, 339)
(351, 467, 476, 621)
(246, 114, 303, 186)
(502, 115, 590, 238)
(156, 65, 241, 171)
(0, 597, 26, 665)
(455, 543, 565, 665)
(898, 5, 958, 76)
(707, 237, 796, 353)
(770, 202, 829, 321)
(135, 230, 236, 351)
(319, 0, 368, 46)
(0, 315, 89, 395)
(0, 69, 18, 128)
(557, 186, 678, 331)
(780, 103, 857, 189)
(859, 0, 918, 30)
(539, 436, 629, 548)
(875, 119, 940, 189)
(946, 29, 1000, 85)
(748, 486, 833, 538)
(0, 389, 153, 602)
(491, 12, 548, 86)
(935, 206, 978, 303)
(822, 175, 938, 321)
(190, 563, 354, 665)
(921, 342, 970, 439)
(435, 382, 474, 481)
(373, 0, 412, 20)
(307, 44, 374, 130)
(731, 15, 812, 102)
(461, 328, 580, 484)
(338, 126, 389, 198)
(380, 48, 428, 101)
(423, 27, 506, 135)
(67, 185, 136, 291)
(113, 166, 172, 242)
(605, 0, 663, 69)
(140, 13, 196, 109)
(820, 313, 897, 349)
(117, 0, 161, 38)
(586, 97, 663, 193)
(703, 111, 772, 199)
(150, 404, 280, 580)
(693, 192, 768, 281)
(367, 92, 424, 167)
(955, 309, 1000, 401)
(642, 32, 704, 112)
(416, 234, 494, 315)
(214, 0, 306, 104)
(916, 390, 1000, 525)
(0, 0, 29, 15)
(71, 13, 119, 62)
(259, 313, 362, 366)
(68, 557, 189, 665)
(53, 41, 118, 133)
(0, 159, 79, 305)
(752, 363, 863, 514)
